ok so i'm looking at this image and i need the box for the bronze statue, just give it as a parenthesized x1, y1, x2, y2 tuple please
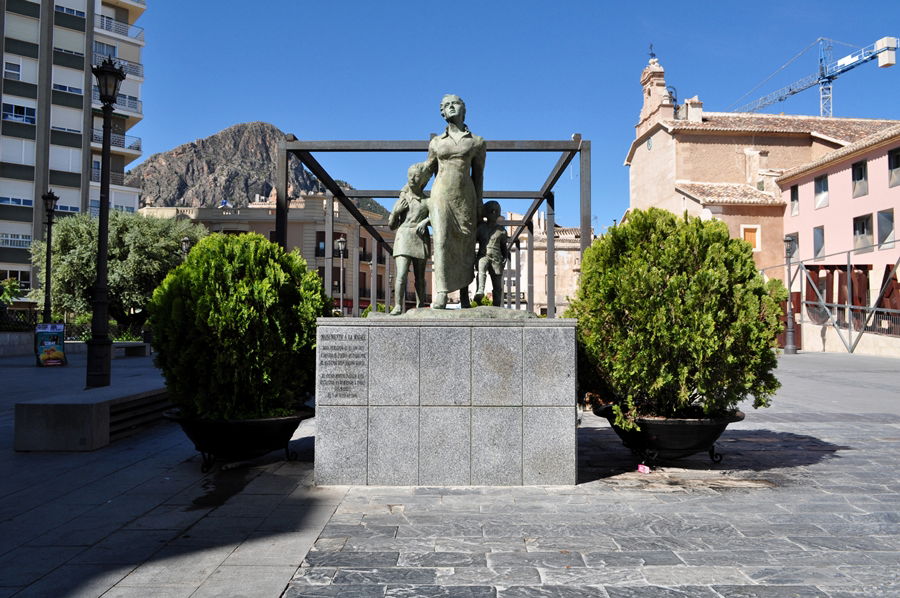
(423, 94, 486, 309)
(388, 162, 431, 315)
(473, 200, 508, 306)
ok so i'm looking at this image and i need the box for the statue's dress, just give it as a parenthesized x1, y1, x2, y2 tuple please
(389, 189, 430, 260)
(424, 127, 486, 293)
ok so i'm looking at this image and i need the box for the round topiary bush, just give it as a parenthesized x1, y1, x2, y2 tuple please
(148, 233, 329, 420)
(567, 208, 785, 430)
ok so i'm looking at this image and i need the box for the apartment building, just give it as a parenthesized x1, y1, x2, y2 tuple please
(1, 0, 144, 292)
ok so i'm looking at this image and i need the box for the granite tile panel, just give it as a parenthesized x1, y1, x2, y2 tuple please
(472, 327, 522, 406)
(522, 326, 575, 406)
(315, 406, 368, 485)
(368, 407, 419, 485)
(523, 407, 576, 485)
(421, 327, 471, 406)
(370, 327, 419, 406)
(471, 407, 522, 486)
(420, 407, 470, 485)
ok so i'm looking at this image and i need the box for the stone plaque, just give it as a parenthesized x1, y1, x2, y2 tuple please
(316, 328, 368, 405)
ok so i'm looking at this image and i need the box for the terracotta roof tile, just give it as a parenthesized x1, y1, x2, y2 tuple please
(778, 123, 900, 183)
(664, 112, 900, 144)
(675, 181, 784, 206)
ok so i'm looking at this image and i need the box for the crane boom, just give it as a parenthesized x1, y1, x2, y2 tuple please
(733, 36, 897, 116)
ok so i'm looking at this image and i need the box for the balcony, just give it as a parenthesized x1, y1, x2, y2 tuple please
(360, 251, 373, 263)
(91, 128, 142, 152)
(90, 168, 126, 186)
(95, 15, 145, 41)
(92, 89, 143, 114)
(93, 53, 144, 78)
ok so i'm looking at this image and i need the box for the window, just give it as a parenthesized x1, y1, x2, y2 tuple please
(53, 47, 84, 58)
(790, 185, 799, 216)
(1, 103, 36, 124)
(52, 83, 83, 94)
(853, 214, 874, 252)
(813, 226, 825, 259)
(785, 232, 799, 259)
(0, 269, 30, 291)
(56, 204, 79, 213)
(55, 5, 86, 17)
(93, 41, 117, 57)
(1, 137, 36, 165)
(740, 225, 761, 252)
(890, 148, 900, 188)
(0, 233, 32, 249)
(878, 209, 895, 250)
(814, 175, 829, 208)
(0, 196, 34, 207)
(4, 62, 21, 81)
(850, 161, 868, 198)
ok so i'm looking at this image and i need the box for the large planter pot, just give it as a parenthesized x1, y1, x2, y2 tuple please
(593, 403, 744, 464)
(165, 407, 315, 472)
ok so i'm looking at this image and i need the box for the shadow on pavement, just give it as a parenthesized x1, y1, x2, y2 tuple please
(578, 424, 850, 485)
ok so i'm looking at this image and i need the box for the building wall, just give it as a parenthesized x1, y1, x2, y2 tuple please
(716, 205, 786, 275)
(628, 127, 679, 213)
(676, 134, 816, 185)
(782, 141, 899, 271)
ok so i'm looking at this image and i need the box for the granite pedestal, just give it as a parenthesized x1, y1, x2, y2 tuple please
(314, 317, 577, 486)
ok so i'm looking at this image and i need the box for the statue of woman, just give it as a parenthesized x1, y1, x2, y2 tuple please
(423, 94, 486, 309)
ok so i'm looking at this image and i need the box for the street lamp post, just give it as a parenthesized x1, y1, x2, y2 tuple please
(181, 236, 191, 260)
(86, 57, 125, 388)
(336, 236, 346, 315)
(783, 235, 798, 355)
(41, 190, 59, 324)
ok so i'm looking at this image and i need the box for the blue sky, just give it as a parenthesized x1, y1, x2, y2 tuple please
(133, 0, 900, 230)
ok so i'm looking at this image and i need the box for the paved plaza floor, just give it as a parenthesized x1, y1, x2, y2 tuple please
(1, 351, 899, 597)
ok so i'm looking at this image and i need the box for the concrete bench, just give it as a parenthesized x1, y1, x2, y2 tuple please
(113, 341, 151, 357)
(15, 387, 170, 451)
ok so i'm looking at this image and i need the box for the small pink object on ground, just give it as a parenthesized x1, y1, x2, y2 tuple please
(637, 464, 651, 474)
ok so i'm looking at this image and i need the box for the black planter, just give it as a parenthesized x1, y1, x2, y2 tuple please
(165, 407, 315, 472)
(593, 403, 744, 464)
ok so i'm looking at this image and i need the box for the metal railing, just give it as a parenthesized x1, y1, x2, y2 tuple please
(0, 308, 36, 331)
(762, 242, 900, 353)
(91, 128, 142, 151)
(92, 89, 143, 114)
(95, 15, 144, 40)
(0, 238, 31, 249)
(93, 53, 143, 78)
(90, 169, 126, 185)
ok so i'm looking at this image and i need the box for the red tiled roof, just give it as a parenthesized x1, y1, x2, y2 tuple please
(778, 123, 900, 183)
(675, 181, 784, 206)
(663, 112, 900, 144)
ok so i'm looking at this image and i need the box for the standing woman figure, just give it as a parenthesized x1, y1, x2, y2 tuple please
(423, 94, 486, 309)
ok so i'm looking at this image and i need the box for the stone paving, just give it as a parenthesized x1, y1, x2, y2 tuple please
(287, 353, 900, 597)
(0, 352, 898, 596)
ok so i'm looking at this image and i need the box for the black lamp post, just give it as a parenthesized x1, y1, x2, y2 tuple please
(336, 236, 346, 315)
(41, 190, 59, 324)
(181, 236, 191, 260)
(86, 57, 125, 388)
(783, 235, 798, 355)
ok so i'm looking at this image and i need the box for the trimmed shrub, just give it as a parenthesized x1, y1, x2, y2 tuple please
(148, 233, 328, 419)
(566, 208, 785, 429)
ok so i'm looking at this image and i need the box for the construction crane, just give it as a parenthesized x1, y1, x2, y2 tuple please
(733, 36, 897, 116)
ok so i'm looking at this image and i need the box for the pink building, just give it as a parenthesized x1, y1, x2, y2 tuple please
(777, 125, 900, 355)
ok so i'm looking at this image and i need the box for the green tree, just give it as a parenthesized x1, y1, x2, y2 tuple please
(566, 208, 785, 429)
(29, 211, 207, 336)
(148, 233, 328, 419)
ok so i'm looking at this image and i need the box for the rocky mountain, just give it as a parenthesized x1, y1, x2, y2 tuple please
(126, 122, 389, 218)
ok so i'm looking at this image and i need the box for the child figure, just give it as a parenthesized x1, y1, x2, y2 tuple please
(388, 161, 431, 315)
(473, 201, 509, 307)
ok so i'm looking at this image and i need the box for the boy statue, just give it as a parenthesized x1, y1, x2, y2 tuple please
(473, 200, 509, 307)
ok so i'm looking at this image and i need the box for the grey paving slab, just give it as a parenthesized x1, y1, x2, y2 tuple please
(501, 587, 610, 598)
(191, 564, 298, 598)
(387, 586, 497, 598)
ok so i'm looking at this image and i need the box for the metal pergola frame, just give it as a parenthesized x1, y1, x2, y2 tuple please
(275, 135, 591, 317)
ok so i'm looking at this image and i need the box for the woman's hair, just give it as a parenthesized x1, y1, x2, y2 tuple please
(440, 94, 466, 121)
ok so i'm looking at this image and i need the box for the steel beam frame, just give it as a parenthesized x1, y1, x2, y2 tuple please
(276, 135, 591, 316)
